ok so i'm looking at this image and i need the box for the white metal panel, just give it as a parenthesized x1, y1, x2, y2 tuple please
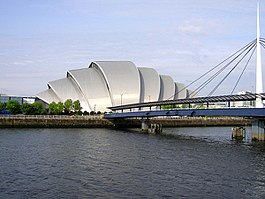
(36, 89, 60, 104)
(68, 68, 112, 112)
(175, 82, 186, 99)
(90, 61, 141, 106)
(186, 89, 196, 98)
(159, 75, 175, 101)
(48, 78, 90, 111)
(138, 67, 160, 103)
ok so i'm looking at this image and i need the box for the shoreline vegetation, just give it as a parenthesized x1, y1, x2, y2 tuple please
(0, 115, 251, 128)
(0, 99, 251, 129)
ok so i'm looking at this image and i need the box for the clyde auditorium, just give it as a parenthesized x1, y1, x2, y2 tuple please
(37, 61, 192, 112)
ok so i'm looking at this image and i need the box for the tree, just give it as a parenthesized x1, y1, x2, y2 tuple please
(21, 102, 44, 115)
(73, 100, 82, 114)
(6, 100, 21, 114)
(161, 104, 176, 110)
(57, 102, 64, 114)
(181, 104, 188, 109)
(48, 102, 57, 115)
(21, 103, 32, 115)
(32, 102, 45, 115)
(64, 99, 73, 114)
(49, 101, 64, 115)
(83, 111, 89, 115)
(0, 102, 5, 110)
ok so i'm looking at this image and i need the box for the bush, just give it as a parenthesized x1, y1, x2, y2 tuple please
(64, 99, 73, 114)
(0, 102, 5, 110)
(49, 101, 64, 115)
(83, 111, 89, 116)
(6, 100, 21, 114)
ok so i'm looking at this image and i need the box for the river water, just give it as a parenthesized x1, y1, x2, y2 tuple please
(0, 127, 265, 198)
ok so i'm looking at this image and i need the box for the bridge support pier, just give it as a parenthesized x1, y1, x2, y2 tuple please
(252, 119, 265, 141)
(141, 119, 149, 132)
(141, 119, 162, 134)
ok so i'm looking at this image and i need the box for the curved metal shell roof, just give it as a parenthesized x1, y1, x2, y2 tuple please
(48, 78, 90, 111)
(175, 82, 186, 99)
(68, 68, 112, 112)
(159, 75, 175, 101)
(37, 61, 186, 112)
(90, 61, 141, 106)
(37, 89, 60, 104)
(138, 67, 160, 103)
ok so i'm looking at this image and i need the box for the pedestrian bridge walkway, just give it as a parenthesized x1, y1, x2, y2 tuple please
(104, 107, 265, 119)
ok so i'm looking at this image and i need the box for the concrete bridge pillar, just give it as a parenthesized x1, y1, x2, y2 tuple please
(141, 119, 162, 134)
(252, 119, 265, 141)
(141, 119, 149, 132)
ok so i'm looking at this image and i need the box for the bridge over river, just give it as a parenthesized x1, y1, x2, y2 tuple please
(104, 5, 265, 141)
(104, 93, 265, 141)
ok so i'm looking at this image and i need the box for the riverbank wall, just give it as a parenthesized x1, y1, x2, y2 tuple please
(0, 115, 251, 128)
(112, 117, 251, 128)
(0, 115, 114, 128)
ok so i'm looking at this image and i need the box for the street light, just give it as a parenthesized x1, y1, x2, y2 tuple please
(121, 94, 123, 105)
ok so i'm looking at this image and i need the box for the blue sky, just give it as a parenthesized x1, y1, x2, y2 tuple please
(0, 0, 263, 96)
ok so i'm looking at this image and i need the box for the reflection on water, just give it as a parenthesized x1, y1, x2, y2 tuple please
(0, 127, 264, 198)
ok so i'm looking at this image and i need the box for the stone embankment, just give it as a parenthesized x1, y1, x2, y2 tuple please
(113, 117, 251, 128)
(0, 115, 113, 128)
(0, 115, 251, 128)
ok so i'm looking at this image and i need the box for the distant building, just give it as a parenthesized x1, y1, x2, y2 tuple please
(230, 91, 255, 108)
(0, 95, 37, 105)
(37, 61, 192, 112)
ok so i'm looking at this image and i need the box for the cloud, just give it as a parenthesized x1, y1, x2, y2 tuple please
(177, 18, 221, 36)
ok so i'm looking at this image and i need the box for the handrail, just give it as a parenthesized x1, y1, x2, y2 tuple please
(0, 115, 103, 119)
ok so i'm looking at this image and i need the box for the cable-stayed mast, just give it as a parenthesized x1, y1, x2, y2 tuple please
(256, 2, 263, 108)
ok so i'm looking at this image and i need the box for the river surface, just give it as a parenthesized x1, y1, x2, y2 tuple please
(0, 127, 265, 198)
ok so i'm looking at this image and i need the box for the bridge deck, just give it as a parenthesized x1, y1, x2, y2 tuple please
(104, 108, 265, 119)
(107, 93, 265, 111)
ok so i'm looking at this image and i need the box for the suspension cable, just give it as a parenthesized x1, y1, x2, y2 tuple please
(207, 41, 257, 96)
(169, 39, 257, 99)
(191, 40, 257, 96)
(231, 44, 257, 94)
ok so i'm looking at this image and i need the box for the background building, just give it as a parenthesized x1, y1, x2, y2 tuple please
(0, 95, 36, 105)
(37, 61, 190, 112)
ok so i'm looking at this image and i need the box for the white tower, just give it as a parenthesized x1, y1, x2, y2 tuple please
(256, 2, 264, 108)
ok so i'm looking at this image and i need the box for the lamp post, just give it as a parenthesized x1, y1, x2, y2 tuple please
(121, 94, 123, 105)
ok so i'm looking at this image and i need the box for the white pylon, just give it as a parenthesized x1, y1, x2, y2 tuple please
(256, 2, 264, 108)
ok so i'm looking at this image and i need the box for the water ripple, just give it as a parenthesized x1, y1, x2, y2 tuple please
(0, 128, 264, 198)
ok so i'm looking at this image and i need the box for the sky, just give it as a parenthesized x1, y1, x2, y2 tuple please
(0, 0, 264, 96)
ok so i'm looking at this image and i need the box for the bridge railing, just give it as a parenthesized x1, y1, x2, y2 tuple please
(0, 114, 103, 120)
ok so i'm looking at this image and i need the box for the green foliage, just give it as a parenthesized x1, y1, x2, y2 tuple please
(33, 102, 45, 115)
(48, 102, 57, 114)
(21, 102, 44, 115)
(0, 102, 5, 110)
(49, 101, 64, 115)
(161, 104, 176, 110)
(6, 100, 21, 114)
(57, 102, 64, 114)
(83, 111, 89, 115)
(181, 104, 188, 109)
(20, 103, 31, 114)
(73, 100, 82, 113)
(49, 99, 84, 115)
(198, 104, 205, 108)
(64, 99, 73, 114)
